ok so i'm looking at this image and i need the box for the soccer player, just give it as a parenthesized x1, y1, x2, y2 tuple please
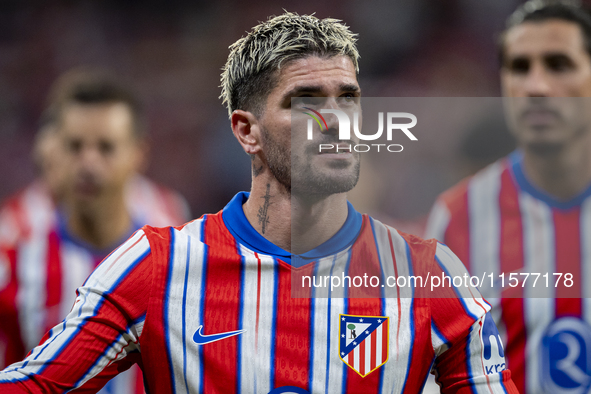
(0, 13, 517, 393)
(425, 1, 591, 393)
(0, 70, 190, 393)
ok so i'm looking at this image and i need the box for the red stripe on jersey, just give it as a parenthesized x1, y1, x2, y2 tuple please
(273, 260, 311, 389)
(45, 230, 62, 334)
(499, 166, 526, 394)
(441, 179, 471, 270)
(201, 213, 241, 393)
(553, 208, 582, 315)
(140, 227, 175, 393)
(0, 247, 26, 367)
(397, 232, 436, 394)
(347, 216, 383, 299)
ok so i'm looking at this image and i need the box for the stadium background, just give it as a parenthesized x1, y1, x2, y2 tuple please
(0, 0, 571, 225)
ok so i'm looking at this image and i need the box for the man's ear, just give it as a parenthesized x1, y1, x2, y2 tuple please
(231, 110, 262, 156)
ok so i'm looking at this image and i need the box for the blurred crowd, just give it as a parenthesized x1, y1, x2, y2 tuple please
(0, 0, 527, 218)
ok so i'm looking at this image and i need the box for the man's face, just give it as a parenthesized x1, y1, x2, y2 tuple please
(258, 55, 361, 196)
(501, 19, 591, 152)
(57, 102, 143, 208)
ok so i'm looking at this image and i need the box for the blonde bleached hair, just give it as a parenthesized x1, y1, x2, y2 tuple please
(220, 11, 360, 118)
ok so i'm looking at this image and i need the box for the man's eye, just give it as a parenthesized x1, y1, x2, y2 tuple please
(508, 58, 530, 74)
(546, 55, 574, 72)
(68, 140, 82, 154)
(299, 96, 317, 104)
(338, 94, 358, 105)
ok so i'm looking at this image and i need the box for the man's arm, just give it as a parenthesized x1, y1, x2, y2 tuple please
(0, 230, 152, 393)
(429, 243, 518, 393)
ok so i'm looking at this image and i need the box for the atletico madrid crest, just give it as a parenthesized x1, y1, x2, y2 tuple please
(339, 314, 389, 377)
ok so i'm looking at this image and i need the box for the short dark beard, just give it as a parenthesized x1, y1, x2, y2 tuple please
(260, 125, 360, 197)
(261, 126, 291, 192)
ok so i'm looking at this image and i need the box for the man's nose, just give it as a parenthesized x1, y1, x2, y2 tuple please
(321, 98, 345, 135)
(523, 63, 552, 97)
(78, 145, 102, 168)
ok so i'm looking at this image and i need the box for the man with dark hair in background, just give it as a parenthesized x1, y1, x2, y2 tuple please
(0, 13, 516, 393)
(0, 69, 190, 393)
(426, 1, 591, 392)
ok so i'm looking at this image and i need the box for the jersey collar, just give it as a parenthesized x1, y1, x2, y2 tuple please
(222, 192, 363, 266)
(509, 149, 591, 210)
(56, 208, 143, 258)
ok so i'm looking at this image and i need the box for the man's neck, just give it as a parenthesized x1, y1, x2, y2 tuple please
(521, 138, 591, 201)
(243, 175, 349, 254)
(66, 197, 133, 250)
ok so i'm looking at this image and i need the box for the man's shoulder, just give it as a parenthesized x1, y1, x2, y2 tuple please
(366, 215, 438, 257)
(0, 180, 55, 248)
(437, 157, 510, 209)
(139, 209, 228, 249)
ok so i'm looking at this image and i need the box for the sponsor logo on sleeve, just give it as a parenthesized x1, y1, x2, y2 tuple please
(481, 312, 506, 375)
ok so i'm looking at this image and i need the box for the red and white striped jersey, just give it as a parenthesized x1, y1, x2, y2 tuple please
(0, 176, 190, 393)
(0, 192, 517, 393)
(425, 150, 591, 394)
(0, 176, 190, 251)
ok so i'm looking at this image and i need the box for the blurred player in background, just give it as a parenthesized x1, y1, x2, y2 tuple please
(426, 1, 591, 392)
(0, 12, 516, 393)
(0, 69, 190, 393)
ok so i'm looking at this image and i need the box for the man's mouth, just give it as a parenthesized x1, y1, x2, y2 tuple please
(520, 107, 560, 126)
(74, 177, 101, 196)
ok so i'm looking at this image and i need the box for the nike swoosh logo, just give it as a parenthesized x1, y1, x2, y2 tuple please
(192, 325, 246, 345)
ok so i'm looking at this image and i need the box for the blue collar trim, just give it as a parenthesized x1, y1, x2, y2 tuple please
(56, 208, 143, 258)
(222, 192, 363, 267)
(509, 150, 591, 210)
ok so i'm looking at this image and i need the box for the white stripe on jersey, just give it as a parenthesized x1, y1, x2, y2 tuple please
(581, 198, 591, 321)
(375, 324, 382, 367)
(468, 162, 502, 301)
(309, 256, 346, 393)
(435, 243, 485, 309)
(164, 226, 202, 394)
(326, 297, 347, 394)
(237, 245, 258, 393)
(234, 245, 284, 393)
(17, 233, 49, 350)
(424, 199, 451, 242)
(519, 192, 555, 393)
(381, 228, 413, 393)
(15, 185, 56, 349)
(255, 252, 278, 394)
(60, 243, 95, 318)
